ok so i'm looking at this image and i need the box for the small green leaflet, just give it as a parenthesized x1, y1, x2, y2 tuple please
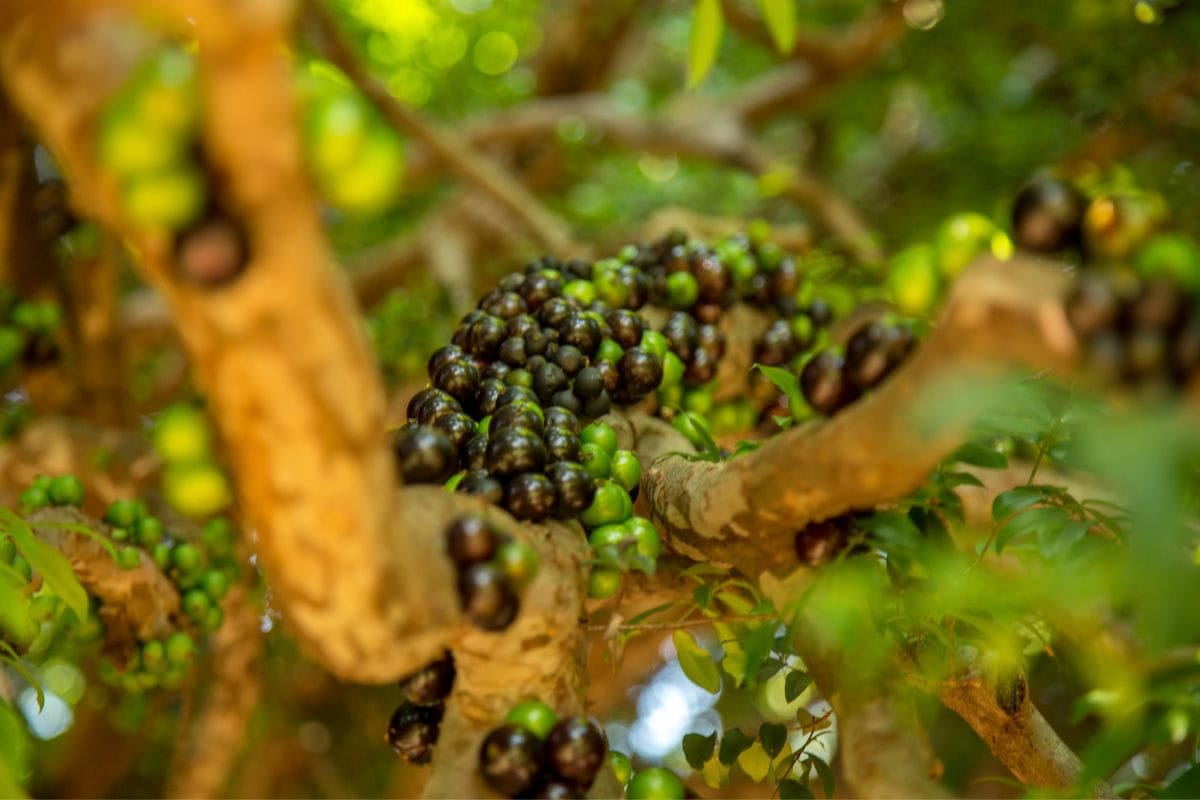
(0, 699, 30, 798)
(779, 778, 813, 799)
(737, 741, 772, 782)
(810, 756, 836, 798)
(673, 629, 721, 693)
(950, 440, 1009, 469)
(991, 485, 1054, 522)
(759, 722, 788, 758)
(0, 510, 88, 623)
(784, 670, 812, 702)
(687, 0, 724, 88)
(718, 728, 754, 765)
(682, 731, 717, 769)
(754, 364, 805, 420)
(758, 0, 796, 54)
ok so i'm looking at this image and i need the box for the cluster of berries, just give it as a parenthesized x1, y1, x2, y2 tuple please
(388, 650, 456, 765)
(478, 701, 607, 799)
(444, 515, 538, 631)
(798, 317, 917, 417)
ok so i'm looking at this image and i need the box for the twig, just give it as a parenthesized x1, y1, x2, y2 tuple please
(585, 611, 774, 633)
(302, 0, 580, 256)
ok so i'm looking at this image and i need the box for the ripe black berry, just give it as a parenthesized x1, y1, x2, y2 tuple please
(387, 702, 443, 764)
(498, 385, 539, 409)
(484, 291, 528, 320)
(427, 345, 465, 379)
(446, 515, 498, 567)
(559, 314, 602, 357)
(479, 724, 546, 798)
(771, 259, 799, 298)
(433, 411, 477, 450)
(538, 297, 575, 328)
(407, 386, 441, 423)
(474, 379, 507, 417)
(413, 389, 461, 426)
(507, 314, 540, 339)
(615, 347, 663, 402)
(486, 427, 547, 477)
(463, 433, 490, 470)
(694, 254, 730, 302)
(800, 351, 859, 416)
(524, 328, 551, 357)
(553, 344, 585, 377)
(544, 406, 580, 434)
(844, 321, 914, 390)
(807, 299, 833, 327)
(499, 336, 528, 367)
(457, 470, 504, 504)
(459, 562, 519, 630)
(537, 781, 583, 799)
(499, 272, 526, 293)
(1129, 278, 1185, 331)
(467, 315, 508, 360)
(1012, 176, 1086, 253)
(550, 390, 583, 415)
(491, 403, 544, 436)
(544, 717, 606, 789)
(795, 517, 855, 566)
(696, 324, 725, 360)
(548, 462, 595, 518)
(534, 362, 570, 403)
(399, 650, 456, 705)
(544, 428, 582, 463)
(605, 310, 645, 349)
(572, 368, 604, 401)
(582, 391, 611, 419)
(1172, 313, 1200, 384)
(662, 312, 698, 362)
(392, 425, 458, 484)
(521, 273, 561, 310)
(683, 348, 716, 387)
(482, 362, 511, 383)
(755, 319, 798, 366)
(504, 472, 558, 521)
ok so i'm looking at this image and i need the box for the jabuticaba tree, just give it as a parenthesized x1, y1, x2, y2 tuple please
(0, 1, 1199, 799)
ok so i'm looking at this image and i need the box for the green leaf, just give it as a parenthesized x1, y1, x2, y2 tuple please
(754, 364, 805, 420)
(0, 643, 43, 711)
(626, 601, 678, 626)
(784, 670, 812, 702)
(758, 0, 796, 53)
(673, 629, 720, 693)
(687, 0, 724, 88)
(740, 624, 776, 686)
(0, 700, 30, 796)
(0, 510, 88, 623)
(939, 470, 985, 489)
(759, 722, 788, 758)
(737, 740, 772, 782)
(810, 756, 836, 798)
(951, 441, 1009, 469)
(991, 485, 1050, 522)
(779, 778, 813, 799)
(996, 506, 1070, 554)
(682, 732, 717, 769)
(693, 584, 713, 610)
(718, 727, 754, 765)
(858, 511, 922, 553)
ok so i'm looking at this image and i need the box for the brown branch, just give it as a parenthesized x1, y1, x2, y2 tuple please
(533, 0, 643, 96)
(641, 256, 1078, 578)
(937, 671, 1117, 798)
(166, 583, 263, 800)
(302, 0, 581, 257)
(28, 506, 182, 644)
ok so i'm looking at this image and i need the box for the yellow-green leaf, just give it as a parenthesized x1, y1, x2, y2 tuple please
(737, 740, 772, 783)
(758, 0, 796, 54)
(687, 0, 724, 88)
(673, 629, 721, 693)
(1, 510, 88, 624)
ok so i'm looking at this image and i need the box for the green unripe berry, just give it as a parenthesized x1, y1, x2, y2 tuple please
(627, 767, 686, 799)
(639, 330, 669, 359)
(661, 351, 685, 388)
(152, 543, 172, 570)
(665, 272, 699, 309)
(172, 542, 202, 573)
(165, 632, 195, 664)
(28, 594, 59, 623)
(163, 461, 232, 519)
(201, 569, 229, 601)
(609, 450, 641, 493)
(11, 556, 31, 582)
(505, 368, 533, 388)
(609, 751, 633, 785)
(562, 280, 597, 305)
(31, 475, 53, 493)
(116, 546, 141, 570)
(505, 699, 558, 739)
(136, 516, 164, 547)
(495, 540, 539, 589)
(141, 640, 166, 671)
(182, 589, 210, 621)
(200, 518, 235, 558)
(580, 422, 618, 457)
(588, 568, 621, 599)
(683, 388, 714, 416)
(152, 404, 211, 463)
(48, 475, 85, 506)
(580, 444, 612, 481)
(580, 481, 633, 528)
(202, 605, 224, 632)
(105, 499, 144, 529)
(594, 269, 629, 308)
(627, 517, 662, 560)
(596, 338, 624, 364)
(19, 487, 48, 510)
(0, 327, 24, 369)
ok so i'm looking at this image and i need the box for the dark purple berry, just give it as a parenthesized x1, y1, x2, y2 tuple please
(572, 368, 604, 400)
(486, 427, 547, 477)
(559, 314, 602, 357)
(683, 348, 716, 387)
(534, 362, 570, 403)
(414, 389, 461, 426)
(491, 403, 544, 436)
(800, 351, 859, 416)
(544, 717, 606, 789)
(605, 310, 645, 349)
(392, 425, 458, 484)
(434, 411, 477, 450)
(544, 406, 580, 434)
(446, 515, 498, 567)
(548, 462, 595, 518)
(484, 291, 528, 320)
(479, 724, 545, 798)
(544, 428, 582, 463)
(1012, 176, 1086, 253)
(550, 390, 583, 415)
(399, 651, 456, 705)
(387, 702, 443, 764)
(538, 297, 575, 328)
(844, 321, 914, 390)
(467, 315, 507, 360)
(504, 472, 557, 522)
(615, 347, 663, 401)
(459, 563, 519, 631)
(553, 344, 584, 377)
(662, 312, 698, 362)
(456, 470, 504, 504)
(427, 345, 465, 379)
(521, 273, 561, 310)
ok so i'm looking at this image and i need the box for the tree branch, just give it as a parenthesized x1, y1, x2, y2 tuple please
(641, 256, 1078, 578)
